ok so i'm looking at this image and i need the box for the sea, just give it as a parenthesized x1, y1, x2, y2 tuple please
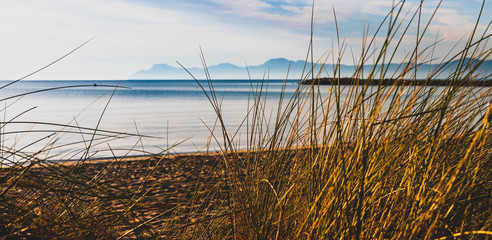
(2, 79, 489, 163)
(0, 79, 303, 162)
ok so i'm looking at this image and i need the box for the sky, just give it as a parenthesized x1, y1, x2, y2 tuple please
(0, 0, 490, 80)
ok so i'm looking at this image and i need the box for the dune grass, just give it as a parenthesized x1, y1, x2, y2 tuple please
(1, 0, 491, 239)
(189, 1, 492, 239)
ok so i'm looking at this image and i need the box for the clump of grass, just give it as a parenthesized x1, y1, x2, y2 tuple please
(195, 0, 492, 239)
(1, 0, 491, 239)
(0, 124, 229, 238)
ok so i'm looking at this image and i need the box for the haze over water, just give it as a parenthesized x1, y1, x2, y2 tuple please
(2, 79, 488, 163)
(0, 80, 300, 161)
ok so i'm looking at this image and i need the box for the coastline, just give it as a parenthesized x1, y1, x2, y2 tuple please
(302, 77, 492, 86)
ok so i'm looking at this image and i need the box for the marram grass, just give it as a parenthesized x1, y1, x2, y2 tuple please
(1, 0, 491, 239)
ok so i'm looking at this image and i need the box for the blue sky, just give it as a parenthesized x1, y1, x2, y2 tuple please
(0, 0, 490, 80)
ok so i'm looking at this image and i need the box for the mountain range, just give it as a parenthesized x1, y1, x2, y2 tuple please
(129, 58, 492, 80)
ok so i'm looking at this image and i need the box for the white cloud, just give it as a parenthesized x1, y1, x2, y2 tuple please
(427, 8, 477, 41)
(0, 0, 488, 80)
(0, 0, 314, 79)
(204, 0, 399, 27)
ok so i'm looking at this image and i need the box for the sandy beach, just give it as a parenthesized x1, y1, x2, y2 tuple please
(2, 151, 237, 238)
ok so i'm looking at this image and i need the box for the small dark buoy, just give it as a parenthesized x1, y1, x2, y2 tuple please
(93, 83, 97, 87)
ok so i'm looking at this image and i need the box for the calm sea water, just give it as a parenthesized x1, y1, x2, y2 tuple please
(2, 79, 488, 163)
(0, 80, 301, 161)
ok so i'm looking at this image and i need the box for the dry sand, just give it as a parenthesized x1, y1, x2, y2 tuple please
(7, 151, 235, 237)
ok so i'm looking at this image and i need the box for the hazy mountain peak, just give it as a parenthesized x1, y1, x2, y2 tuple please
(129, 58, 492, 80)
(265, 58, 290, 64)
(211, 63, 242, 69)
(149, 64, 176, 71)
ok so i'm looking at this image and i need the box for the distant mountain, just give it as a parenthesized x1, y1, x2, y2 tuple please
(129, 58, 492, 80)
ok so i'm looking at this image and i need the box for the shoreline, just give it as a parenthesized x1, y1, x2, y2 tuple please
(302, 77, 492, 86)
(44, 144, 309, 166)
(52, 150, 224, 166)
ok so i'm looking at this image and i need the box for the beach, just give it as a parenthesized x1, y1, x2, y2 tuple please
(2, 152, 236, 238)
